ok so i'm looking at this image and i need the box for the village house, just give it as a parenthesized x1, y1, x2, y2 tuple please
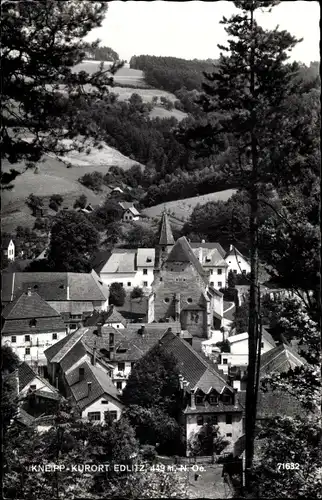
(159, 330, 244, 455)
(119, 201, 141, 222)
(191, 242, 228, 289)
(217, 327, 276, 375)
(2, 236, 15, 261)
(2, 271, 109, 332)
(84, 305, 127, 330)
(224, 245, 251, 275)
(99, 248, 155, 291)
(1, 289, 67, 375)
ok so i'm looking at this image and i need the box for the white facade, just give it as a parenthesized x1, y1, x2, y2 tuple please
(218, 331, 275, 374)
(135, 266, 154, 289)
(3, 330, 67, 366)
(207, 267, 227, 290)
(225, 252, 250, 275)
(100, 272, 137, 290)
(81, 395, 123, 422)
(186, 412, 243, 453)
(122, 209, 140, 222)
(6, 240, 15, 261)
(110, 360, 132, 392)
(19, 376, 56, 397)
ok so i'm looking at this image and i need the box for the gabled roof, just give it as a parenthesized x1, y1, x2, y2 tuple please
(260, 343, 306, 376)
(225, 245, 248, 261)
(2, 236, 14, 249)
(158, 211, 175, 246)
(136, 248, 155, 267)
(192, 247, 228, 267)
(166, 237, 207, 282)
(45, 328, 87, 363)
(7, 362, 59, 394)
(2, 291, 61, 320)
(190, 242, 226, 258)
(83, 306, 127, 327)
(160, 331, 233, 394)
(65, 361, 122, 410)
(2, 271, 108, 303)
(228, 329, 276, 349)
(119, 201, 136, 210)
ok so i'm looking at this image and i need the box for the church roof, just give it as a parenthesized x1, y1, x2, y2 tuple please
(166, 237, 207, 282)
(159, 211, 175, 246)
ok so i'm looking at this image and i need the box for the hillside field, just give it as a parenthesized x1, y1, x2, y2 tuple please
(142, 189, 237, 223)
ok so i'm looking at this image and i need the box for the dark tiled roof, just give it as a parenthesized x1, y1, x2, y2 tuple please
(65, 361, 122, 410)
(160, 331, 233, 394)
(2, 291, 61, 319)
(91, 250, 112, 274)
(166, 237, 207, 282)
(84, 306, 126, 327)
(2, 236, 13, 249)
(260, 343, 306, 376)
(8, 362, 59, 393)
(225, 245, 247, 260)
(1, 316, 66, 334)
(16, 408, 35, 427)
(237, 390, 306, 419)
(60, 342, 87, 372)
(261, 328, 277, 348)
(44, 328, 86, 362)
(159, 211, 175, 246)
(34, 389, 61, 401)
(2, 271, 108, 303)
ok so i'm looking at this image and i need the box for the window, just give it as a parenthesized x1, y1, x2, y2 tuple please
(226, 415, 232, 425)
(105, 411, 117, 422)
(195, 395, 204, 405)
(187, 298, 193, 303)
(101, 399, 109, 404)
(217, 269, 222, 275)
(222, 394, 231, 404)
(11, 336, 16, 343)
(210, 282, 214, 287)
(196, 415, 204, 426)
(70, 324, 77, 330)
(116, 324, 119, 328)
(52, 333, 57, 340)
(242, 270, 246, 275)
(218, 282, 222, 288)
(162, 247, 165, 251)
(131, 362, 135, 369)
(147, 257, 152, 263)
(127, 282, 131, 287)
(25, 347, 30, 355)
(143, 269, 148, 275)
(117, 362, 125, 372)
(30, 385, 36, 391)
(116, 382, 122, 390)
(209, 395, 218, 405)
(164, 297, 170, 303)
(209, 269, 213, 274)
(29, 318, 37, 327)
(226, 433, 232, 437)
(25, 335, 30, 342)
(207, 415, 218, 425)
(160, 277, 163, 282)
(88, 412, 101, 421)
(228, 261, 231, 264)
(223, 359, 228, 365)
(143, 281, 148, 287)
(261, 342, 264, 348)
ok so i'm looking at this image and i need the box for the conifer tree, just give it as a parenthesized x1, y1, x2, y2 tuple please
(179, 0, 302, 485)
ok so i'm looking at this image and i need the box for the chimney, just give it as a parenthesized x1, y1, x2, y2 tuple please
(79, 367, 85, 381)
(233, 380, 241, 392)
(92, 347, 97, 366)
(229, 244, 233, 252)
(27, 287, 32, 296)
(97, 323, 102, 337)
(87, 382, 92, 395)
(167, 327, 173, 335)
(138, 325, 145, 337)
(201, 239, 205, 244)
(233, 388, 239, 407)
(190, 389, 196, 410)
(55, 376, 59, 389)
(66, 285, 70, 300)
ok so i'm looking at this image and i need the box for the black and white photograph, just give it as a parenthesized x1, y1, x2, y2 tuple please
(1, 1, 321, 498)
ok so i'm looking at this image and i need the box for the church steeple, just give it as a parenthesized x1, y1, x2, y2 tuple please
(155, 209, 175, 270)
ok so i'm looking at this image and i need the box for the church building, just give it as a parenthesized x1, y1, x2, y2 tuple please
(150, 211, 224, 338)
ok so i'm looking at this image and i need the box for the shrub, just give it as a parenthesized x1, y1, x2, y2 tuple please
(49, 200, 59, 212)
(109, 282, 126, 307)
(130, 287, 144, 300)
(79, 171, 104, 192)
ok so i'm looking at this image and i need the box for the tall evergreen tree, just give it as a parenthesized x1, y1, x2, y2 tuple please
(179, 0, 302, 485)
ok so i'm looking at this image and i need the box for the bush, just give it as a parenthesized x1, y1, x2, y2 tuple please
(130, 287, 144, 300)
(140, 445, 157, 464)
(49, 200, 59, 212)
(79, 171, 104, 192)
(74, 194, 87, 209)
(109, 282, 126, 307)
(49, 194, 63, 206)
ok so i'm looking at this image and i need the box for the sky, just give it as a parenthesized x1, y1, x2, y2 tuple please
(85, 1, 320, 65)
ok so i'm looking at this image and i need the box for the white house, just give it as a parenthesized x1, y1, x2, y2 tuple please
(218, 328, 276, 374)
(225, 245, 250, 275)
(99, 248, 155, 291)
(8, 361, 60, 398)
(1, 289, 67, 373)
(191, 242, 228, 289)
(2, 237, 15, 261)
(119, 202, 141, 222)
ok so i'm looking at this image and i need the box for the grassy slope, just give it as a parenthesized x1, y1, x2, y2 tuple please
(142, 189, 238, 223)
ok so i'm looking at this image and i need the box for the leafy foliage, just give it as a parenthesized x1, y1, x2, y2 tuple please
(79, 171, 104, 192)
(130, 287, 144, 300)
(73, 194, 87, 209)
(109, 282, 126, 307)
(47, 210, 100, 271)
(188, 424, 230, 456)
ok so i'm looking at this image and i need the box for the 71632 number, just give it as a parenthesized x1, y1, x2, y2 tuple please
(277, 463, 300, 470)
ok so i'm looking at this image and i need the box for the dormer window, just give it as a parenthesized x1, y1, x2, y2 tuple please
(209, 394, 218, 405)
(29, 318, 37, 327)
(147, 257, 152, 263)
(187, 298, 193, 304)
(164, 297, 170, 303)
(33, 285, 38, 290)
(206, 257, 211, 262)
(195, 394, 204, 405)
(222, 394, 231, 404)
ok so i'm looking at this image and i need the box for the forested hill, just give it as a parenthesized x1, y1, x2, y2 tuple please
(130, 55, 218, 93)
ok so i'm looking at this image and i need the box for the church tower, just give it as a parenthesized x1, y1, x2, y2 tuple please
(155, 210, 175, 271)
